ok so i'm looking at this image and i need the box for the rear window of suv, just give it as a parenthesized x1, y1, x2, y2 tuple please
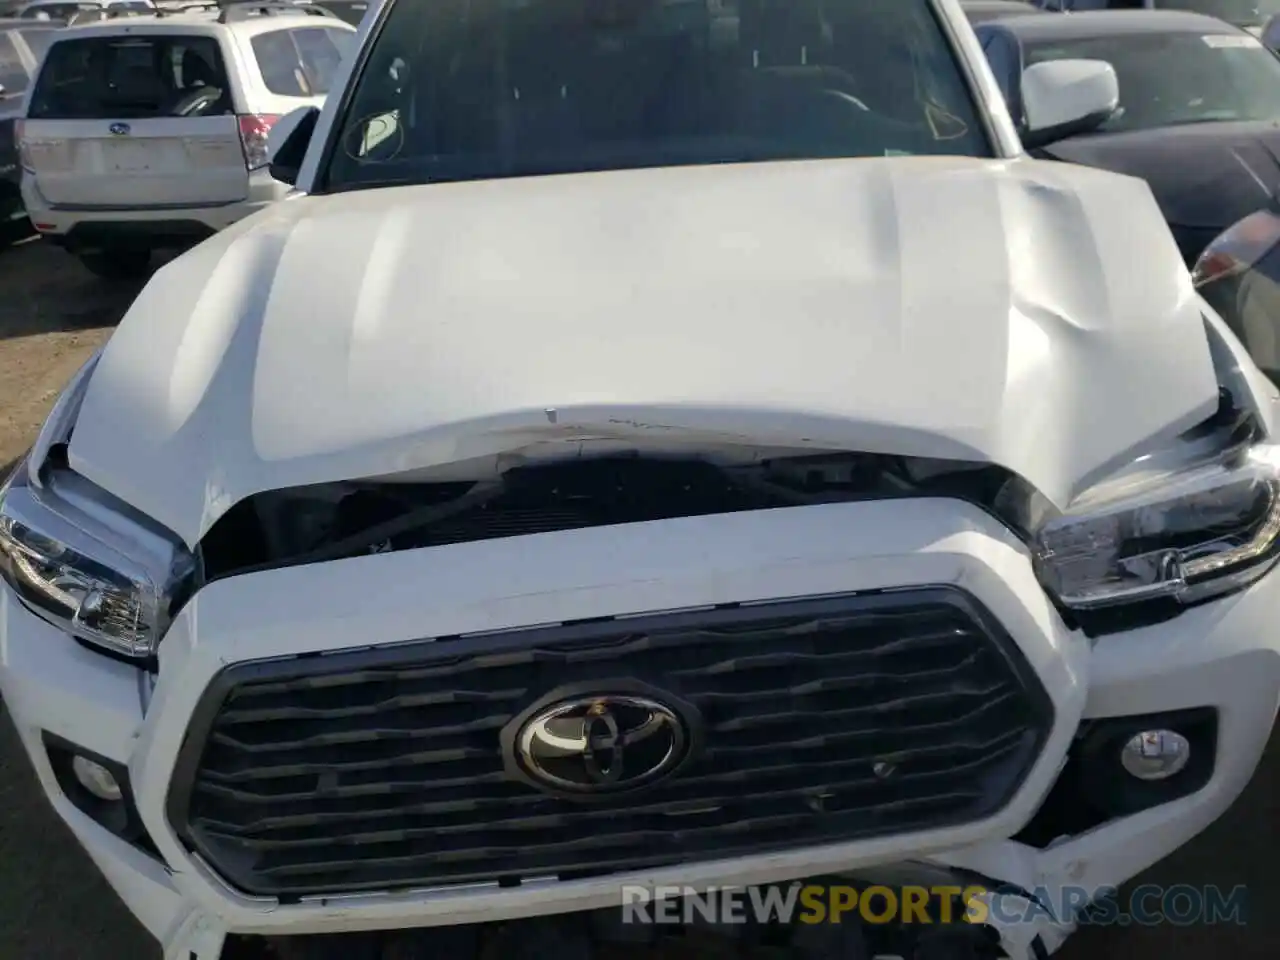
(27, 34, 232, 118)
(250, 25, 352, 96)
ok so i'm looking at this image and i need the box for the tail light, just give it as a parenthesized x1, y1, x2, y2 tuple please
(237, 113, 282, 171)
(1191, 209, 1280, 288)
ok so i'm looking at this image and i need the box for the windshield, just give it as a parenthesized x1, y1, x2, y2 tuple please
(1025, 31, 1280, 132)
(1157, 0, 1280, 27)
(322, 0, 991, 193)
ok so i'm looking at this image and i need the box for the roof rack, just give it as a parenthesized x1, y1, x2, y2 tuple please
(216, 0, 335, 22)
(66, 6, 151, 23)
(154, 0, 219, 14)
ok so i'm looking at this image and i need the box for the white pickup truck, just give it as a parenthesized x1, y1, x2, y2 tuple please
(2, 0, 1278, 958)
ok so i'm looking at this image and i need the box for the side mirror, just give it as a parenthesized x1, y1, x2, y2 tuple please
(267, 105, 321, 187)
(1020, 58, 1118, 150)
(1262, 12, 1280, 52)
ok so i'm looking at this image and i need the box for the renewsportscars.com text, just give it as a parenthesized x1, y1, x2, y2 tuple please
(620, 883, 1248, 928)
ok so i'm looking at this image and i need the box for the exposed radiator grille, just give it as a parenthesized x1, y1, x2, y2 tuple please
(168, 588, 1052, 899)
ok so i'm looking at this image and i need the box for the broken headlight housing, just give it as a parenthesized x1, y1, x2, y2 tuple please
(0, 354, 196, 662)
(1031, 441, 1280, 610)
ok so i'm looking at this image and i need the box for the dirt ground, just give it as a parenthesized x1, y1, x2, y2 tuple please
(0, 238, 1276, 959)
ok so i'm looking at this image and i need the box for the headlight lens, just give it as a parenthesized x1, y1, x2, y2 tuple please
(1033, 442, 1280, 610)
(0, 462, 196, 661)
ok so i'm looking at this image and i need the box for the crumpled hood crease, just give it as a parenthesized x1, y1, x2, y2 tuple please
(66, 156, 1219, 546)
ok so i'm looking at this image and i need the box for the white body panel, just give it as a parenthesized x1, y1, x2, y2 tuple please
(2, 499, 1278, 954)
(69, 155, 1217, 547)
(3, 1, 1279, 958)
(21, 116, 249, 207)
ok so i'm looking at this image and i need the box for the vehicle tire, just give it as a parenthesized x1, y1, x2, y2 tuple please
(77, 249, 153, 281)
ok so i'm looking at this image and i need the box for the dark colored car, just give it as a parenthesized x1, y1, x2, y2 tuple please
(1192, 205, 1280, 385)
(975, 10, 1280, 265)
(1265, 10, 1280, 47)
(960, 0, 1044, 23)
(0, 17, 58, 241)
(1035, 0, 1280, 34)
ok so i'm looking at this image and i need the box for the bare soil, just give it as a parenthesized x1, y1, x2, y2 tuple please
(0, 238, 1274, 959)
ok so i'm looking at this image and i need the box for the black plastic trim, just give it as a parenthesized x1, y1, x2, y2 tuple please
(42, 731, 161, 860)
(1013, 707, 1219, 848)
(62, 220, 216, 250)
(164, 585, 1056, 898)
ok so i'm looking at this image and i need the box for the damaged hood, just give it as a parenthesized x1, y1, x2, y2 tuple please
(68, 156, 1219, 547)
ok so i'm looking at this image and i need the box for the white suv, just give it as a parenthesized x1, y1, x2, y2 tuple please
(3, 1, 1280, 959)
(16, 1, 355, 278)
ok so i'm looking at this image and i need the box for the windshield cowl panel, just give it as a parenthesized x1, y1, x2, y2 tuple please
(322, 0, 992, 193)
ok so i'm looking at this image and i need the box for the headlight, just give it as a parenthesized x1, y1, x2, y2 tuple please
(1033, 441, 1280, 610)
(0, 353, 197, 661)
(0, 465, 197, 661)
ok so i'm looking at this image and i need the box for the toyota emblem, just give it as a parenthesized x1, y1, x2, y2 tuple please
(503, 684, 701, 799)
(109, 122, 131, 136)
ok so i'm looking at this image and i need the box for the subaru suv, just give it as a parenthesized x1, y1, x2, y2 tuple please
(15, 1, 355, 278)
(2, 0, 1279, 958)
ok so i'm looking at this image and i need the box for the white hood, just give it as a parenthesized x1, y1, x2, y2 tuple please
(68, 156, 1219, 547)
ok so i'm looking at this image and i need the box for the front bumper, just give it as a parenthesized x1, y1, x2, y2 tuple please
(2, 498, 1278, 956)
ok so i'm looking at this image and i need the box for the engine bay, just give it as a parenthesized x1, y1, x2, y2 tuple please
(197, 450, 1027, 583)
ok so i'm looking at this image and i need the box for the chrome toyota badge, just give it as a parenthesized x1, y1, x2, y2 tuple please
(109, 122, 131, 136)
(503, 684, 700, 799)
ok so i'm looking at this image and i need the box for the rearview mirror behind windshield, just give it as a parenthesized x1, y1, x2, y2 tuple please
(1020, 59, 1119, 150)
(343, 111, 402, 162)
(268, 105, 321, 187)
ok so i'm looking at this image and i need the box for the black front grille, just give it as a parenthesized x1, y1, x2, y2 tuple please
(168, 588, 1053, 899)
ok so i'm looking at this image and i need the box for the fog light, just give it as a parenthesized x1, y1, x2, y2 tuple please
(71, 755, 123, 802)
(1120, 730, 1191, 781)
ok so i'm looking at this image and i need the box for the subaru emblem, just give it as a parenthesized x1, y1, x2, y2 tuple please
(109, 122, 130, 136)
